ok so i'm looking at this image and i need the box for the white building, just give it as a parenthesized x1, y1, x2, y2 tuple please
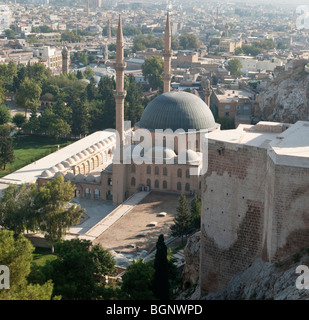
(33, 46, 62, 72)
(0, 5, 11, 34)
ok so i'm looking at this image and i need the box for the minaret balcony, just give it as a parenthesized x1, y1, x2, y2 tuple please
(114, 62, 127, 70)
(162, 73, 172, 81)
(114, 90, 127, 98)
(162, 50, 173, 57)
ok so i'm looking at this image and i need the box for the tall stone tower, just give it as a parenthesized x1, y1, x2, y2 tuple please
(162, 12, 172, 93)
(112, 16, 127, 205)
(203, 78, 211, 107)
(86, 0, 90, 16)
(107, 19, 112, 43)
(62, 46, 70, 74)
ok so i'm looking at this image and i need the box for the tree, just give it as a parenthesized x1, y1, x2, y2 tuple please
(47, 239, 98, 300)
(34, 175, 84, 252)
(121, 259, 155, 300)
(0, 230, 54, 300)
(83, 66, 94, 79)
(0, 124, 14, 170)
(91, 244, 117, 278)
(190, 194, 201, 230)
(142, 56, 164, 91)
(0, 105, 11, 125)
(153, 234, 169, 300)
(0, 183, 38, 235)
(4, 29, 17, 39)
(227, 58, 242, 77)
(12, 113, 26, 128)
(170, 193, 191, 243)
(15, 77, 42, 116)
(179, 34, 200, 50)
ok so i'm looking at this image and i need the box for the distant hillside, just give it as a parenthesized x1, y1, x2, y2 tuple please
(256, 65, 309, 123)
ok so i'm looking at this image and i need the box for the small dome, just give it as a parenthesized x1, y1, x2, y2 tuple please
(50, 166, 59, 173)
(178, 149, 200, 164)
(41, 170, 53, 177)
(65, 172, 74, 180)
(76, 152, 84, 159)
(75, 174, 85, 181)
(61, 161, 71, 168)
(91, 145, 99, 152)
(95, 142, 103, 149)
(72, 155, 80, 162)
(82, 150, 89, 156)
(86, 174, 95, 182)
(66, 158, 75, 165)
(54, 172, 64, 178)
(56, 163, 65, 171)
(152, 146, 176, 161)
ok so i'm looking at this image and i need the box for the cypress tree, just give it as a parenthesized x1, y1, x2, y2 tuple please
(153, 234, 169, 300)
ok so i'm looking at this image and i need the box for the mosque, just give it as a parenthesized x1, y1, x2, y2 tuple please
(37, 13, 219, 205)
(36, 14, 309, 297)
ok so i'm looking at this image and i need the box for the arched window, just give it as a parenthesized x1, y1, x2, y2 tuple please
(94, 189, 100, 199)
(155, 166, 159, 175)
(186, 169, 190, 178)
(147, 165, 151, 174)
(163, 180, 167, 189)
(131, 164, 136, 173)
(177, 182, 182, 191)
(185, 183, 190, 192)
(85, 188, 91, 199)
(177, 168, 182, 178)
(131, 177, 136, 186)
(155, 180, 159, 188)
(146, 179, 151, 188)
(163, 167, 167, 176)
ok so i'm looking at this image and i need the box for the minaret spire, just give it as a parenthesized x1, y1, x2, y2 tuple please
(112, 15, 127, 205)
(163, 12, 172, 93)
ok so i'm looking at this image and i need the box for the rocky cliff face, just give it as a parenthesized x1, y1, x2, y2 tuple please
(182, 232, 200, 289)
(256, 67, 309, 123)
(182, 232, 309, 300)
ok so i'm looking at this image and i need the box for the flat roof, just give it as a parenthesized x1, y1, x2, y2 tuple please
(208, 121, 309, 169)
(0, 130, 115, 195)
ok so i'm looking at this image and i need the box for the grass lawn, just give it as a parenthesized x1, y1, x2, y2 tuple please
(32, 247, 58, 267)
(0, 134, 74, 179)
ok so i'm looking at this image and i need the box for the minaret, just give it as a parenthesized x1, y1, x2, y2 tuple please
(107, 19, 112, 43)
(86, 0, 89, 16)
(112, 16, 127, 205)
(203, 79, 211, 107)
(62, 46, 70, 74)
(162, 12, 172, 93)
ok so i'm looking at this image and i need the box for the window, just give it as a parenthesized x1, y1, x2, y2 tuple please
(131, 164, 136, 173)
(155, 180, 159, 188)
(131, 177, 136, 186)
(163, 180, 167, 189)
(155, 166, 159, 175)
(185, 183, 190, 192)
(146, 179, 151, 188)
(163, 167, 167, 176)
(186, 169, 190, 178)
(108, 178, 112, 186)
(177, 182, 182, 191)
(177, 168, 182, 178)
(94, 189, 100, 199)
(147, 165, 151, 174)
(225, 112, 230, 117)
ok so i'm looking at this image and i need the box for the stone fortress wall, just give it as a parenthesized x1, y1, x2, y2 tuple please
(199, 121, 309, 295)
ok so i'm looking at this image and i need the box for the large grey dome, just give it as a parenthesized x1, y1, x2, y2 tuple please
(136, 91, 217, 132)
